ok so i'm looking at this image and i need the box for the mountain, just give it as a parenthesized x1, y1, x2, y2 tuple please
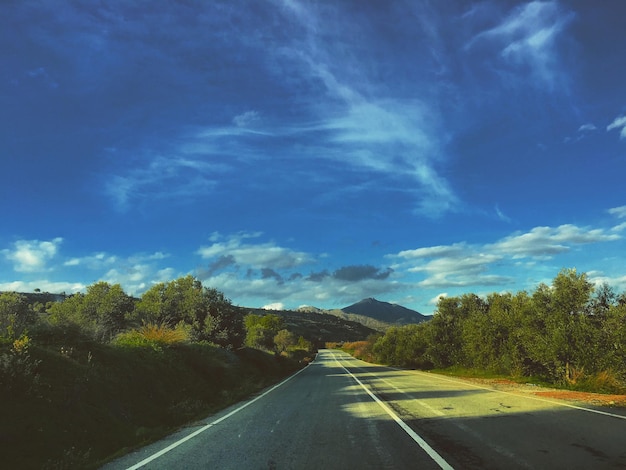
(341, 298, 428, 325)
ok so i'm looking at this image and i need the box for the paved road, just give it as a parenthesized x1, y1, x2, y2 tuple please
(103, 349, 626, 469)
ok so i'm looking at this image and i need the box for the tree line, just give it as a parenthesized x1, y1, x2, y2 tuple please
(0, 275, 311, 355)
(364, 269, 626, 392)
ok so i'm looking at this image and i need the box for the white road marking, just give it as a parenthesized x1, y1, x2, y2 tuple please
(124, 363, 311, 469)
(333, 353, 455, 470)
(365, 372, 534, 469)
(407, 369, 626, 421)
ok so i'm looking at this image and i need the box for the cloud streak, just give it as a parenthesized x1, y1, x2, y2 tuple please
(391, 223, 621, 289)
(197, 232, 314, 270)
(607, 115, 626, 139)
(466, 1, 575, 89)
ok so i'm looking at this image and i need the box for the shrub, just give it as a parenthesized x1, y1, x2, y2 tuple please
(113, 323, 187, 351)
(0, 335, 41, 395)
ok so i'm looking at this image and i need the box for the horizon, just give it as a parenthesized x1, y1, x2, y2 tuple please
(2, 1, 626, 315)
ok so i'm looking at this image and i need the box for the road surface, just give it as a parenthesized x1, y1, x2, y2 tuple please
(103, 349, 626, 469)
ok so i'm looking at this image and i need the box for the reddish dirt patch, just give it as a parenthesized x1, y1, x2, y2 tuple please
(533, 390, 626, 407)
(460, 377, 626, 408)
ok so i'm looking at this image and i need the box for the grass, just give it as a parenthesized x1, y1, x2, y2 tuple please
(0, 335, 303, 469)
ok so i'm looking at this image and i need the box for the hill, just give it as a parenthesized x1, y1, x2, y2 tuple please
(341, 298, 428, 325)
(238, 307, 377, 345)
(297, 305, 392, 332)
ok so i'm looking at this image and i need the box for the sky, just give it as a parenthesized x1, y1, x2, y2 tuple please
(2, 0, 626, 315)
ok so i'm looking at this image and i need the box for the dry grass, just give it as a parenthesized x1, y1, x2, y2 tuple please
(113, 323, 187, 349)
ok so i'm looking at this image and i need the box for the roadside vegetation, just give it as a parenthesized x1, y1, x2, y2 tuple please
(0, 276, 314, 469)
(335, 269, 626, 395)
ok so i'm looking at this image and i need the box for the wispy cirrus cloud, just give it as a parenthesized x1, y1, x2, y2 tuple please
(466, 1, 575, 90)
(264, 0, 460, 216)
(105, 155, 228, 211)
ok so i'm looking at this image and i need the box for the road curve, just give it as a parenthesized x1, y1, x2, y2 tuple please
(103, 349, 626, 469)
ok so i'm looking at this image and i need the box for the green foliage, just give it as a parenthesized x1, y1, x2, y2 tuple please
(0, 335, 41, 395)
(0, 336, 302, 469)
(47, 283, 134, 342)
(0, 292, 37, 340)
(135, 276, 245, 349)
(366, 268, 626, 392)
(274, 329, 295, 353)
(373, 325, 431, 368)
(244, 313, 284, 351)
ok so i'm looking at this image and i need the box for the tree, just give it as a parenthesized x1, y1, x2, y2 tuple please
(47, 283, 134, 341)
(0, 292, 36, 340)
(274, 329, 295, 354)
(244, 313, 284, 351)
(373, 324, 431, 369)
(524, 269, 595, 383)
(82, 282, 134, 341)
(135, 276, 244, 349)
(426, 295, 484, 368)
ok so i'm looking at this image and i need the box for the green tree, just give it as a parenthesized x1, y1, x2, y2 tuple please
(47, 283, 133, 341)
(524, 269, 595, 382)
(83, 282, 134, 341)
(0, 292, 36, 340)
(274, 329, 295, 354)
(426, 294, 485, 368)
(373, 324, 431, 368)
(135, 276, 244, 349)
(244, 313, 284, 350)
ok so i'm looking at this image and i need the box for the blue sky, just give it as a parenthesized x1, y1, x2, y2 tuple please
(2, 0, 626, 314)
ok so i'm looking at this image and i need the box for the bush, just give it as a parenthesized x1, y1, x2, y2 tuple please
(0, 335, 41, 395)
(0, 292, 37, 341)
(113, 323, 188, 351)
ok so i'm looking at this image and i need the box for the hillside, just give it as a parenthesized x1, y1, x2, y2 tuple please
(297, 305, 392, 332)
(238, 307, 377, 344)
(341, 298, 428, 325)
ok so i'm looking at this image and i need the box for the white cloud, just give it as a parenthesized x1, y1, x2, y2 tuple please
(389, 221, 621, 289)
(607, 115, 626, 139)
(197, 232, 314, 269)
(2, 238, 63, 273)
(608, 205, 626, 219)
(262, 302, 285, 310)
(578, 123, 597, 132)
(394, 243, 466, 260)
(64, 252, 118, 269)
(232, 110, 261, 128)
(103, 263, 177, 296)
(490, 224, 620, 259)
(0, 280, 85, 294)
(429, 293, 448, 305)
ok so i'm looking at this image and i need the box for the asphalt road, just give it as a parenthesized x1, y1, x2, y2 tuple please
(103, 349, 626, 469)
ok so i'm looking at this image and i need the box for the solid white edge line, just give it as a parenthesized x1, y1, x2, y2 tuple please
(125, 361, 313, 470)
(406, 369, 626, 421)
(333, 353, 455, 470)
